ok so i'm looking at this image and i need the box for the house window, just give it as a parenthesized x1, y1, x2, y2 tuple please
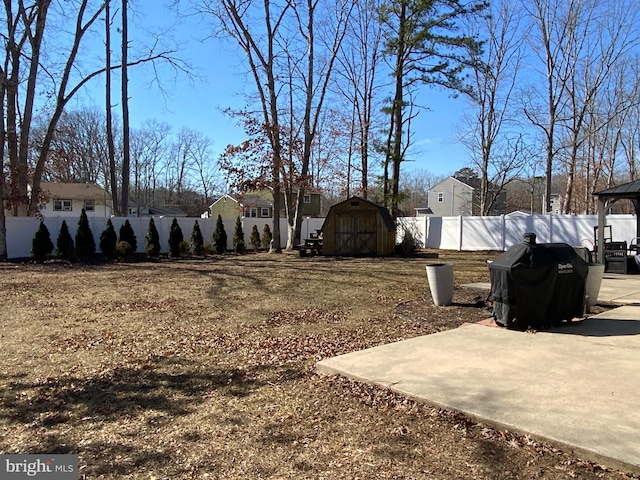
(437, 192, 444, 203)
(260, 207, 270, 217)
(54, 199, 72, 211)
(303, 193, 311, 204)
(245, 207, 258, 218)
(84, 199, 95, 212)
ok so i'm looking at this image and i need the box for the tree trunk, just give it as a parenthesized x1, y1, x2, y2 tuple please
(389, 0, 406, 219)
(19, 1, 50, 216)
(105, 0, 119, 215)
(120, 0, 130, 217)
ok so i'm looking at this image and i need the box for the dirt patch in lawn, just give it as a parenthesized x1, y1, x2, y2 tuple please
(0, 251, 634, 479)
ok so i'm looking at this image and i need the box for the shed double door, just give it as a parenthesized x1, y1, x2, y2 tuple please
(334, 211, 377, 255)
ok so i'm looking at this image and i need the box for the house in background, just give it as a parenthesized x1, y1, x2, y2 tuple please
(427, 176, 507, 216)
(240, 190, 275, 219)
(206, 189, 322, 220)
(37, 182, 112, 217)
(206, 194, 243, 219)
(547, 192, 562, 215)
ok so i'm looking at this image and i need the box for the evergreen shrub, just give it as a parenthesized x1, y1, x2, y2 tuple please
(145, 218, 161, 258)
(75, 209, 96, 262)
(262, 223, 273, 250)
(232, 217, 245, 254)
(100, 219, 117, 259)
(212, 214, 227, 254)
(119, 220, 138, 254)
(31, 221, 54, 263)
(55, 220, 75, 260)
(249, 225, 261, 252)
(169, 218, 184, 257)
(191, 220, 204, 256)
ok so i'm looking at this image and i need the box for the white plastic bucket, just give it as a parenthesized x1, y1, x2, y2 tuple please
(585, 263, 605, 311)
(425, 263, 454, 306)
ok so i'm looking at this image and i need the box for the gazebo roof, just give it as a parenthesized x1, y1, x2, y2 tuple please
(594, 179, 640, 199)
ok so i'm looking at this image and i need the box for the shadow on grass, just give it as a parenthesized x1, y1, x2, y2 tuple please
(0, 357, 309, 475)
(2, 357, 268, 428)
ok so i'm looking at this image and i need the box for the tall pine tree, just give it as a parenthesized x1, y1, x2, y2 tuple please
(380, 0, 485, 217)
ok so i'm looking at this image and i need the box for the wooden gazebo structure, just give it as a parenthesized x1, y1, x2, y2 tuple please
(593, 180, 640, 264)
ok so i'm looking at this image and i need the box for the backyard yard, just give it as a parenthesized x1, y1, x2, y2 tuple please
(0, 251, 635, 479)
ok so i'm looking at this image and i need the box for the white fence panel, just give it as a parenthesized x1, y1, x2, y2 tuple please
(5, 213, 640, 259)
(551, 215, 593, 246)
(396, 217, 426, 246)
(461, 216, 503, 250)
(440, 217, 462, 249)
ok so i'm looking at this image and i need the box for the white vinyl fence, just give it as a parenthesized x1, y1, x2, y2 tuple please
(3, 213, 636, 259)
(396, 214, 638, 251)
(3, 216, 327, 259)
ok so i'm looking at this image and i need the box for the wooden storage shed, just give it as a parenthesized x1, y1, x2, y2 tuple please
(321, 196, 396, 256)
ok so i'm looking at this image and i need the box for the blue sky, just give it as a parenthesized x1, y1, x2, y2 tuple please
(72, 2, 471, 179)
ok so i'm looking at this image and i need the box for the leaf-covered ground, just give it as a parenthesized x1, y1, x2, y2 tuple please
(0, 251, 636, 479)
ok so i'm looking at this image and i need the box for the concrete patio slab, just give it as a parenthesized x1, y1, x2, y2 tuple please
(317, 277, 640, 474)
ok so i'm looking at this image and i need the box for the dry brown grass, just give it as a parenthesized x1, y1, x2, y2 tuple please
(0, 251, 635, 479)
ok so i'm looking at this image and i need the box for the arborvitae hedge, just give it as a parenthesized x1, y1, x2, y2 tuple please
(232, 217, 245, 254)
(249, 225, 261, 252)
(119, 220, 137, 253)
(55, 220, 75, 260)
(32, 221, 54, 263)
(169, 218, 184, 257)
(262, 223, 273, 249)
(145, 218, 161, 258)
(191, 220, 204, 256)
(100, 219, 117, 259)
(75, 209, 96, 262)
(212, 214, 227, 254)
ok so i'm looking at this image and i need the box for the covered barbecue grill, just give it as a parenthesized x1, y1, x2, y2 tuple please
(490, 233, 589, 330)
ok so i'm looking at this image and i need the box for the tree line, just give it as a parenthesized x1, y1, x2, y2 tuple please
(3, 0, 640, 260)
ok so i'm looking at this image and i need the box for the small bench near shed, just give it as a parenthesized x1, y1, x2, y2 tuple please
(298, 233, 323, 257)
(604, 241, 629, 274)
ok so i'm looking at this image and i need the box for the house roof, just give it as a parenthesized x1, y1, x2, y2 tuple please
(414, 207, 434, 215)
(146, 206, 187, 217)
(41, 182, 110, 200)
(240, 194, 273, 208)
(430, 176, 475, 191)
(209, 194, 238, 208)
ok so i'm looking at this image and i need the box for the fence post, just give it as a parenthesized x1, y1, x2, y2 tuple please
(501, 214, 506, 251)
(458, 215, 463, 251)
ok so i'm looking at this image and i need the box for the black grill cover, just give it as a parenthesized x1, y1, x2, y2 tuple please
(490, 240, 588, 329)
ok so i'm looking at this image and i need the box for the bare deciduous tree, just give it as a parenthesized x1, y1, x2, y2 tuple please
(202, 0, 354, 250)
(461, 0, 529, 215)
